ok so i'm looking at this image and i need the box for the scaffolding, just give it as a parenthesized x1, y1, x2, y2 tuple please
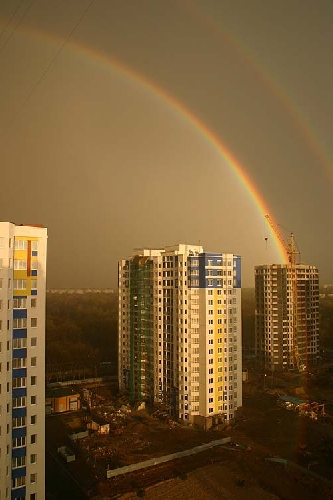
(129, 256, 154, 405)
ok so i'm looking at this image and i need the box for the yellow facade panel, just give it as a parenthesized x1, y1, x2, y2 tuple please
(13, 270, 27, 279)
(14, 250, 27, 259)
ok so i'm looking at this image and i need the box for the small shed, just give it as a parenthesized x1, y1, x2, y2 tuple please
(87, 413, 110, 434)
(46, 387, 81, 414)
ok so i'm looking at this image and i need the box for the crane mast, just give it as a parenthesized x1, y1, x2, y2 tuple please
(264, 215, 304, 372)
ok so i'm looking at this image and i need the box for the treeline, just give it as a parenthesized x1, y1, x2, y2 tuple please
(319, 298, 333, 352)
(46, 292, 118, 380)
(45, 289, 333, 382)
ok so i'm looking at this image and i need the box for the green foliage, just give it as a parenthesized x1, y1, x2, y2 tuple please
(319, 298, 333, 351)
(46, 292, 118, 373)
(242, 288, 255, 350)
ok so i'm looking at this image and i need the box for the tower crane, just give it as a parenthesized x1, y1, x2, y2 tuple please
(264, 215, 305, 372)
(264, 214, 299, 265)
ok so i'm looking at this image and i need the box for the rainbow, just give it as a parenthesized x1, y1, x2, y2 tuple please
(188, 1, 333, 184)
(1, 23, 288, 262)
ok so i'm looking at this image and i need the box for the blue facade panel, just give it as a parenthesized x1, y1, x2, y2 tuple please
(11, 466, 26, 479)
(31, 289, 37, 295)
(13, 329, 27, 339)
(12, 349, 27, 359)
(32, 251, 38, 256)
(12, 408, 27, 418)
(31, 270, 37, 276)
(12, 427, 26, 439)
(13, 309, 27, 319)
(12, 368, 27, 379)
(12, 447, 26, 458)
(11, 486, 26, 499)
(12, 388, 27, 398)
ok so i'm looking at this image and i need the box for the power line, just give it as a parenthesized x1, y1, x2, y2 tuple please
(0, 0, 96, 140)
(0, 0, 35, 56)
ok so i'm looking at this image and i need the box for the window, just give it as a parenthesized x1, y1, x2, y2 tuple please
(13, 279, 27, 290)
(12, 456, 26, 468)
(30, 453, 36, 464)
(30, 434, 37, 444)
(31, 415, 36, 425)
(12, 436, 26, 448)
(14, 239, 28, 250)
(13, 417, 26, 428)
(31, 240, 38, 251)
(31, 337, 37, 347)
(0, 320, 2, 331)
(31, 280, 37, 289)
(31, 298, 37, 308)
(31, 376, 36, 386)
(13, 377, 26, 388)
(12, 476, 26, 488)
(31, 357, 37, 367)
(31, 318, 37, 328)
(13, 358, 26, 369)
(0, 258, 2, 268)
(13, 298, 27, 309)
(30, 473, 37, 484)
(31, 395, 36, 405)
(14, 259, 27, 270)
(13, 318, 27, 329)
(12, 397, 26, 408)
(31, 260, 38, 270)
(13, 338, 27, 349)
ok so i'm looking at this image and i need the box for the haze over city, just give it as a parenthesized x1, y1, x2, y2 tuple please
(1, 0, 332, 288)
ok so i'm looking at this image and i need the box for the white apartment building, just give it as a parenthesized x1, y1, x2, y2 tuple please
(0, 222, 47, 500)
(255, 264, 319, 371)
(118, 244, 242, 424)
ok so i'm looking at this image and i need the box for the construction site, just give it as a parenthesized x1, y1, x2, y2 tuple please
(45, 367, 333, 500)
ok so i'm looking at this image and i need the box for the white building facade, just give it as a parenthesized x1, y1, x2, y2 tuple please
(119, 244, 242, 424)
(255, 264, 319, 371)
(0, 222, 47, 500)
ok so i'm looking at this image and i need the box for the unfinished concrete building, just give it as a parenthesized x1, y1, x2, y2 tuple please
(255, 264, 319, 371)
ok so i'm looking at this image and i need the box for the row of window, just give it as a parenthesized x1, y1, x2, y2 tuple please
(14, 259, 38, 270)
(0, 318, 38, 331)
(11, 414, 37, 427)
(0, 297, 37, 309)
(0, 340, 37, 357)
(12, 453, 37, 468)
(12, 472, 37, 489)
(12, 375, 37, 388)
(0, 237, 38, 251)
(0, 278, 38, 290)
(13, 395, 37, 407)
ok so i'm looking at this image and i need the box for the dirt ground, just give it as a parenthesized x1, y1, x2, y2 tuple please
(46, 372, 333, 499)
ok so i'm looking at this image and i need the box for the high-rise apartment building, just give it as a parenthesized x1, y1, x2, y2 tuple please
(0, 222, 47, 500)
(255, 264, 319, 372)
(118, 244, 242, 424)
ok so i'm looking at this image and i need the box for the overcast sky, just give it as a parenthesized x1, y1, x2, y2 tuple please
(1, 0, 332, 288)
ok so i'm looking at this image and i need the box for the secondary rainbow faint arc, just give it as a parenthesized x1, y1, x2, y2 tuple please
(187, 0, 333, 183)
(9, 26, 288, 263)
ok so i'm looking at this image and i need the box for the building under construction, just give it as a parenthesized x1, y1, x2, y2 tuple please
(118, 244, 242, 424)
(255, 217, 319, 372)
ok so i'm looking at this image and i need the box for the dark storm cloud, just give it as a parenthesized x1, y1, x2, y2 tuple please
(0, 0, 332, 287)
